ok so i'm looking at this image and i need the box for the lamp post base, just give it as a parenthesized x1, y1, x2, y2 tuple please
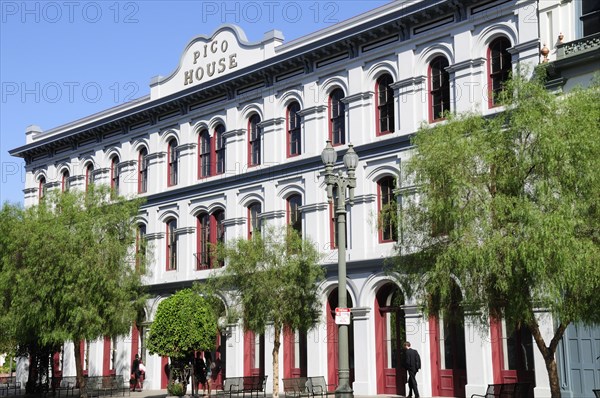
(335, 384, 354, 398)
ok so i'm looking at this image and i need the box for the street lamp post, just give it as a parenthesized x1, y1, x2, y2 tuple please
(321, 140, 358, 398)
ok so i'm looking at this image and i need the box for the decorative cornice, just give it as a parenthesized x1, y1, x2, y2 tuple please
(351, 307, 371, 320)
(445, 57, 485, 73)
(507, 38, 540, 55)
(146, 152, 166, 161)
(297, 105, 327, 117)
(261, 210, 285, 219)
(175, 227, 195, 235)
(176, 143, 196, 152)
(391, 76, 426, 90)
(300, 202, 328, 213)
(223, 217, 246, 226)
(146, 232, 164, 240)
(24, 187, 37, 194)
(341, 91, 374, 103)
(223, 129, 246, 139)
(118, 160, 137, 169)
(259, 117, 285, 128)
(353, 194, 377, 204)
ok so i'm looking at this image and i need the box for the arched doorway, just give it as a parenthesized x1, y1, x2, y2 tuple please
(327, 288, 354, 390)
(375, 283, 406, 394)
(490, 318, 535, 395)
(430, 281, 467, 397)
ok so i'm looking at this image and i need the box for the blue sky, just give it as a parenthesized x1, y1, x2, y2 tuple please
(0, 0, 391, 204)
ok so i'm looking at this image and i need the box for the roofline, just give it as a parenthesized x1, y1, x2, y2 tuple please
(9, 0, 461, 158)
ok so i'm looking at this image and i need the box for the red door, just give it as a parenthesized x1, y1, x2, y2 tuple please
(326, 288, 354, 391)
(244, 330, 264, 377)
(283, 327, 307, 378)
(430, 315, 467, 398)
(490, 318, 535, 397)
(375, 284, 406, 395)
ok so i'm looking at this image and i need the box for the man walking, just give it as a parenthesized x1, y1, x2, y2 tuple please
(404, 341, 421, 398)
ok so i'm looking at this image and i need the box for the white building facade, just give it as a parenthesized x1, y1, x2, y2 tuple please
(10, 0, 600, 397)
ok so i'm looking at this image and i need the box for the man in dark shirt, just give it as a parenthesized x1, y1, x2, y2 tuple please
(404, 341, 421, 398)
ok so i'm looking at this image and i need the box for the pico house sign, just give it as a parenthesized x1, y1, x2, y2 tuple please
(150, 25, 284, 100)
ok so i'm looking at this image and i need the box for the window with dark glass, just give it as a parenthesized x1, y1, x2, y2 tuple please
(429, 57, 451, 121)
(62, 170, 70, 192)
(111, 156, 120, 194)
(582, 0, 600, 37)
(199, 130, 211, 178)
(287, 194, 302, 236)
(248, 114, 262, 166)
(85, 164, 94, 191)
(287, 102, 301, 157)
(248, 202, 262, 239)
(167, 139, 178, 186)
(39, 176, 46, 200)
(329, 89, 346, 145)
(196, 210, 225, 270)
(215, 125, 226, 175)
(136, 224, 146, 270)
(138, 148, 148, 193)
(488, 37, 512, 106)
(376, 74, 395, 134)
(378, 177, 397, 242)
(166, 219, 177, 270)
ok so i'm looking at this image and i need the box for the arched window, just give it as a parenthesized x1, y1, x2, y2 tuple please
(329, 89, 346, 145)
(287, 102, 302, 157)
(248, 202, 262, 239)
(248, 114, 262, 166)
(287, 194, 302, 236)
(196, 210, 225, 270)
(378, 177, 397, 242)
(488, 37, 512, 107)
(85, 164, 94, 191)
(138, 148, 148, 194)
(136, 224, 146, 270)
(167, 139, 178, 186)
(61, 170, 70, 192)
(166, 219, 178, 270)
(429, 56, 450, 122)
(198, 129, 211, 178)
(215, 125, 226, 175)
(38, 176, 46, 200)
(376, 74, 395, 135)
(110, 156, 120, 194)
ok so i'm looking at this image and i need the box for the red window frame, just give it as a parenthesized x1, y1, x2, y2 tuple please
(138, 148, 148, 194)
(110, 156, 120, 193)
(378, 177, 397, 242)
(61, 170, 70, 192)
(215, 125, 226, 175)
(375, 74, 395, 135)
(198, 130, 211, 179)
(329, 89, 346, 146)
(287, 195, 302, 236)
(287, 102, 301, 157)
(85, 164, 94, 192)
(167, 139, 178, 186)
(487, 37, 512, 108)
(248, 114, 262, 167)
(429, 56, 451, 122)
(38, 176, 46, 200)
(248, 202, 262, 239)
(166, 219, 177, 271)
(196, 210, 225, 270)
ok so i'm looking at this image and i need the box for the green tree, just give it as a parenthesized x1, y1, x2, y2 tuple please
(393, 74, 600, 398)
(146, 288, 218, 393)
(3, 187, 147, 396)
(209, 226, 324, 398)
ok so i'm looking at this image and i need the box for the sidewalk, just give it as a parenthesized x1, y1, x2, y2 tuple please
(129, 392, 404, 398)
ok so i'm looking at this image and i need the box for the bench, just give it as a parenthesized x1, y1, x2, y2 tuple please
(0, 376, 21, 397)
(283, 377, 309, 397)
(216, 375, 268, 398)
(306, 377, 335, 398)
(471, 383, 531, 398)
(51, 376, 77, 397)
(85, 375, 130, 397)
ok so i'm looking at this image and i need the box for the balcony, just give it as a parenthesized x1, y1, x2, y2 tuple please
(556, 32, 600, 60)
